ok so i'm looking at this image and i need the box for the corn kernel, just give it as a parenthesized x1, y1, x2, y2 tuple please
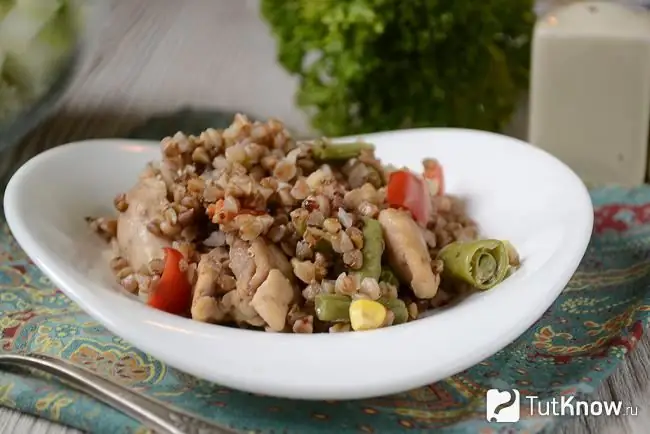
(349, 299, 386, 331)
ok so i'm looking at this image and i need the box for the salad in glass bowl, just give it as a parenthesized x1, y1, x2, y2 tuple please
(0, 0, 90, 151)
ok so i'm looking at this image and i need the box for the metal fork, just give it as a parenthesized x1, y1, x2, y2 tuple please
(0, 353, 238, 434)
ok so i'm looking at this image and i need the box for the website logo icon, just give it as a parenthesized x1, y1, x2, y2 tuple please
(486, 389, 521, 423)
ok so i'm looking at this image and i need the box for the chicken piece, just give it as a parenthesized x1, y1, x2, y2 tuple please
(192, 296, 228, 323)
(257, 241, 293, 279)
(221, 290, 265, 326)
(228, 238, 258, 295)
(199, 248, 236, 293)
(158, 160, 177, 188)
(378, 208, 440, 299)
(250, 269, 295, 332)
(229, 237, 293, 297)
(190, 250, 232, 323)
(116, 177, 171, 272)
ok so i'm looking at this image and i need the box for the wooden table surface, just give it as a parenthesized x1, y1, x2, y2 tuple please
(1, 1, 648, 432)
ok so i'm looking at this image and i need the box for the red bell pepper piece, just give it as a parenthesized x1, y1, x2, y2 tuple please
(423, 159, 444, 196)
(386, 169, 432, 226)
(147, 247, 192, 316)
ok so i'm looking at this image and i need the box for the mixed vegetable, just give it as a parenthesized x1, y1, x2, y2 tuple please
(93, 115, 521, 333)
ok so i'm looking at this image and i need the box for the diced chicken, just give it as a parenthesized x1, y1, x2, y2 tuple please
(228, 238, 258, 295)
(116, 178, 171, 272)
(258, 241, 293, 279)
(250, 269, 295, 332)
(378, 208, 440, 299)
(199, 248, 236, 294)
(158, 161, 177, 188)
(247, 239, 275, 290)
(222, 290, 265, 326)
(190, 250, 232, 323)
(228, 237, 293, 296)
(192, 296, 228, 323)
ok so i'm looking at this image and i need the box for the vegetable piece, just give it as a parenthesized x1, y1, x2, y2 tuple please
(356, 218, 384, 280)
(377, 297, 408, 325)
(315, 293, 407, 326)
(379, 267, 400, 287)
(311, 139, 374, 161)
(386, 169, 431, 226)
(315, 294, 351, 322)
(147, 247, 192, 315)
(349, 299, 386, 331)
(503, 240, 520, 266)
(437, 239, 511, 290)
(423, 159, 444, 196)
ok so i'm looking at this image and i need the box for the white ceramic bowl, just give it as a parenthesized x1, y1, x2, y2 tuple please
(3, 129, 593, 400)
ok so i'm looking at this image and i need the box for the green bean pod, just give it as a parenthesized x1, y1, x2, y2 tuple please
(311, 140, 374, 161)
(315, 294, 351, 322)
(356, 218, 384, 280)
(377, 297, 408, 324)
(437, 239, 511, 290)
(379, 267, 400, 287)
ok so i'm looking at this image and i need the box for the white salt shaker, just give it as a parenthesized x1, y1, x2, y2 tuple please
(528, 1, 650, 185)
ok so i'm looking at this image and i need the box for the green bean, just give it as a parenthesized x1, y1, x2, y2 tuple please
(311, 139, 374, 161)
(503, 240, 520, 266)
(377, 297, 409, 324)
(437, 239, 511, 290)
(315, 294, 351, 322)
(356, 218, 384, 280)
(379, 267, 400, 287)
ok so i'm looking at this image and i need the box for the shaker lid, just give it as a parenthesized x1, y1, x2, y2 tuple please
(536, 1, 650, 39)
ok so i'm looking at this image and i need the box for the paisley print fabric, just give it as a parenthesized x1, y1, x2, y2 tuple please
(0, 186, 648, 433)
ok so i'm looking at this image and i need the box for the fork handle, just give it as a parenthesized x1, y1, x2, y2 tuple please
(0, 353, 236, 434)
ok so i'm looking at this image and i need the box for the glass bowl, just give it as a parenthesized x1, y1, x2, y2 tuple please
(0, 0, 101, 152)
